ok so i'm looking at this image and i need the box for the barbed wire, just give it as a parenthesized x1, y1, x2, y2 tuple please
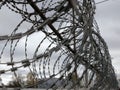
(0, 0, 119, 89)
(96, 0, 110, 4)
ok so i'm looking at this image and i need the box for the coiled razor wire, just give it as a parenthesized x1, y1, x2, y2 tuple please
(0, 0, 119, 90)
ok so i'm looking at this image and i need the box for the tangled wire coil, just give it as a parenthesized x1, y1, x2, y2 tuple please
(0, 0, 119, 89)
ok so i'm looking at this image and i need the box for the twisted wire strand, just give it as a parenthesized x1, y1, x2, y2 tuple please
(0, 0, 119, 89)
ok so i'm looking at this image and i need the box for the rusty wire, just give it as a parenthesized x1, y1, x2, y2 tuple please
(0, 0, 119, 89)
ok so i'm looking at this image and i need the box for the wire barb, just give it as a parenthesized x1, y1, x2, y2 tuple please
(0, 0, 119, 89)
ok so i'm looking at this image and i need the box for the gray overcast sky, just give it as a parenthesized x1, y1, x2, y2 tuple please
(95, 0, 120, 75)
(0, 0, 120, 84)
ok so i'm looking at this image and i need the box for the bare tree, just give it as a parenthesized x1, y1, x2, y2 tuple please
(8, 73, 24, 87)
(26, 72, 38, 87)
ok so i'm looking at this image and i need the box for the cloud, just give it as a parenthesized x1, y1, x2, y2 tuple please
(95, 0, 120, 74)
(95, 0, 120, 49)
